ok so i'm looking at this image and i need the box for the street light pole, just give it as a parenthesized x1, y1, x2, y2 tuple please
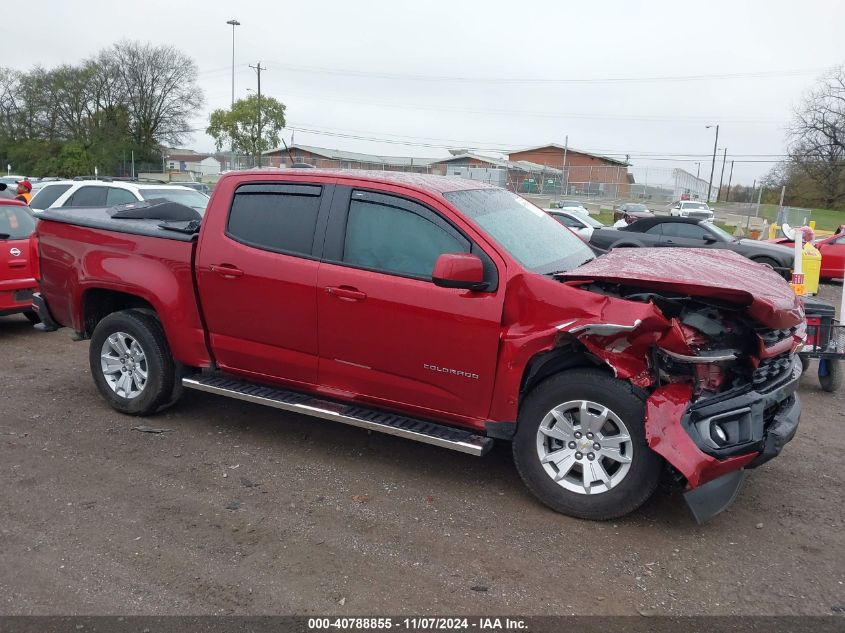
(706, 124, 719, 203)
(717, 148, 727, 202)
(226, 18, 240, 170)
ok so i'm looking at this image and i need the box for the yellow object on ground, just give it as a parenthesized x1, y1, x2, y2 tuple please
(802, 242, 822, 295)
(769, 224, 780, 240)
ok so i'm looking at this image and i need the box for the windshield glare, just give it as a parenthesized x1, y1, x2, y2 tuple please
(444, 189, 595, 274)
(140, 188, 209, 211)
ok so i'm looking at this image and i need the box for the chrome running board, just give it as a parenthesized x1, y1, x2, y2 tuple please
(182, 375, 493, 457)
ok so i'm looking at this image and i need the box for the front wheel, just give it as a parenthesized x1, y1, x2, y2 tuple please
(819, 359, 842, 392)
(89, 310, 178, 415)
(512, 369, 663, 520)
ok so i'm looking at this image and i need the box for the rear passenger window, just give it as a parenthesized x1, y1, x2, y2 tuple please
(66, 186, 108, 207)
(227, 184, 322, 256)
(29, 184, 71, 210)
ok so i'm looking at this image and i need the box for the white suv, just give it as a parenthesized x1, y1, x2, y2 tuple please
(670, 200, 714, 220)
(29, 180, 210, 214)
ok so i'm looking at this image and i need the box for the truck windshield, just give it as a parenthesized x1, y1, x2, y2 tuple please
(444, 189, 595, 274)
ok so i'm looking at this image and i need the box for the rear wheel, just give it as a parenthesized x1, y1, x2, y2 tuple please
(89, 310, 178, 415)
(512, 369, 662, 520)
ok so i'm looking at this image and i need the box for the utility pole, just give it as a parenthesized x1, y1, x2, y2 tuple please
(706, 124, 719, 202)
(725, 160, 734, 202)
(562, 135, 568, 196)
(131, 150, 135, 180)
(226, 19, 240, 171)
(250, 61, 266, 168)
(717, 148, 727, 202)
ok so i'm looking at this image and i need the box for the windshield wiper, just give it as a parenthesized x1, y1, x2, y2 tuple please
(0, 233, 10, 239)
(545, 257, 594, 276)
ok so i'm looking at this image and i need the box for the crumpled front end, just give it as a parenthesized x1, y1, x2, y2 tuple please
(552, 263, 805, 522)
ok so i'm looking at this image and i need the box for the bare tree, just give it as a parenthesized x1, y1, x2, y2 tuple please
(788, 65, 845, 208)
(110, 41, 204, 151)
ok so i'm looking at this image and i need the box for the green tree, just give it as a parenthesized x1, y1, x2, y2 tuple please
(207, 94, 286, 163)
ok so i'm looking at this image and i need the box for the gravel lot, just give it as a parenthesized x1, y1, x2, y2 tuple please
(0, 283, 843, 616)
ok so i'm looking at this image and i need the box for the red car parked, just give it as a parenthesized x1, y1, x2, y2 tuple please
(0, 199, 39, 323)
(33, 170, 804, 523)
(772, 224, 845, 279)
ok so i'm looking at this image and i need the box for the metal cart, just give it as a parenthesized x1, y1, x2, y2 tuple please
(800, 298, 843, 392)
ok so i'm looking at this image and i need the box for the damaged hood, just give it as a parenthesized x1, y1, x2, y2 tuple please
(560, 248, 803, 329)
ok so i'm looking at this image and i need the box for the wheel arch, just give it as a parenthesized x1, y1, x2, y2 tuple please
(81, 288, 157, 338)
(520, 344, 608, 404)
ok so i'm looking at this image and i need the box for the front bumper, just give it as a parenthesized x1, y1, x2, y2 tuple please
(645, 358, 801, 523)
(682, 357, 801, 464)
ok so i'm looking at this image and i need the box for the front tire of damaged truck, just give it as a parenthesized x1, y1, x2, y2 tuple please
(513, 369, 663, 520)
(89, 310, 179, 416)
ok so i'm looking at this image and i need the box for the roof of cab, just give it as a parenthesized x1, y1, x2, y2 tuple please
(223, 169, 500, 196)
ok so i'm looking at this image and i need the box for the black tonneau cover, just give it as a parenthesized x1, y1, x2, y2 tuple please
(36, 201, 201, 242)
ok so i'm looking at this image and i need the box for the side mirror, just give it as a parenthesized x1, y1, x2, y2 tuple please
(432, 253, 488, 291)
(703, 235, 717, 244)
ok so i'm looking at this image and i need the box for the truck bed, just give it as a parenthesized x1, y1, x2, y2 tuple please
(36, 206, 212, 368)
(37, 205, 199, 242)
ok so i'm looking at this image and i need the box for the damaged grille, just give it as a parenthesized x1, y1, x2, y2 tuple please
(757, 326, 798, 348)
(752, 353, 793, 386)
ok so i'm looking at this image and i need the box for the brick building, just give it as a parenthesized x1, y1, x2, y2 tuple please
(507, 144, 631, 196)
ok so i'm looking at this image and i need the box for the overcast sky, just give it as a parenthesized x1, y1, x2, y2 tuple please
(5, 0, 845, 186)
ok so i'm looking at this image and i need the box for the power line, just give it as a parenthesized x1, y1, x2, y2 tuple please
(263, 61, 825, 85)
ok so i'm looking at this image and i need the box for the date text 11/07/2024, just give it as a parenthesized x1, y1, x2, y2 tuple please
(307, 617, 528, 630)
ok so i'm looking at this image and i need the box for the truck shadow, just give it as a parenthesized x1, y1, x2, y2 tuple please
(161, 388, 700, 531)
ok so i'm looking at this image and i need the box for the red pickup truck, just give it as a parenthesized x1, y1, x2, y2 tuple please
(33, 170, 805, 523)
(1, 199, 39, 323)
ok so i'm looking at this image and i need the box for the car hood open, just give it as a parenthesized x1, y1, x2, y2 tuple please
(559, 247, 803, 329)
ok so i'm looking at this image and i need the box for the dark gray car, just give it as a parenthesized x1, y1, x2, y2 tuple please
(589, 216, 794, 277)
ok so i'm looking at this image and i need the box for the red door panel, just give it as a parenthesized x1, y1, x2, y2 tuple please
(317, 263, 503, 424)
(819, 237, 845, 278)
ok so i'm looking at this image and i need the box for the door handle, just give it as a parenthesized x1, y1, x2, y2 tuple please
(8, 260, 26, 269)
(325, 286, 367, 302)
(209, 264, 244, 278)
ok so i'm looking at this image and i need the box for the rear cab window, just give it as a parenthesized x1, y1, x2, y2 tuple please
(0, 205, 36, 239)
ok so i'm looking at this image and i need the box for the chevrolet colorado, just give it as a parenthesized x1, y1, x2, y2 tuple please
(33, 170, 805, 522)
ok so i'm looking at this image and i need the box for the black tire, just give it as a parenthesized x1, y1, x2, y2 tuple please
(23, 310, 40, 325)
(819, 359, 842, 392)
(88, 310, 178, 415)
(800, 356, 811, 374)
(512, 369, 663, 520)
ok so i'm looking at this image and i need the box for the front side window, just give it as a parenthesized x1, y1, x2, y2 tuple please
(106, 187, 139, 206)
(552, 213, 581, 228)
(29, 184, 72, 210)
(445, 188, 594, 274)
(227, 184, 322, 256)
(661, 223, 709, 239)
(343, 198, 467, 278)
(140, 188, 210, 211)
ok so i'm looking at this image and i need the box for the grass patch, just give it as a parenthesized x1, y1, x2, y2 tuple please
(748, 204, 845, 231)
